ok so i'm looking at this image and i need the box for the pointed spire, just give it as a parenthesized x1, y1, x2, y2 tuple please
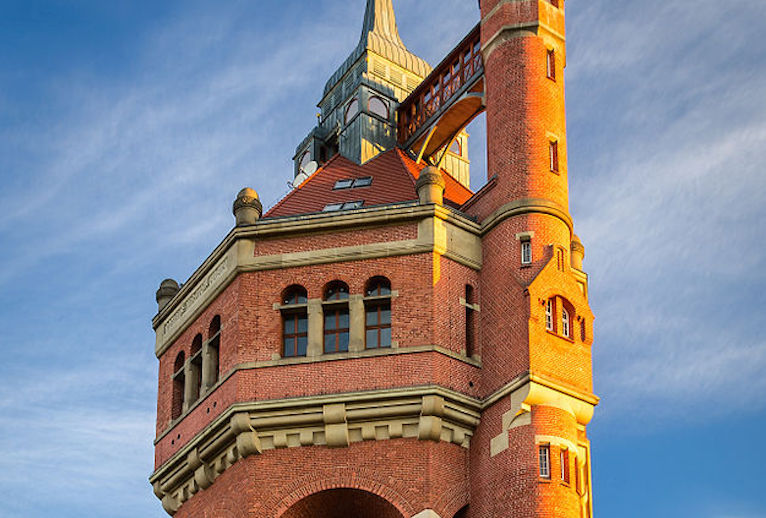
(322, 0, 431, 99)
(360, 0, 404, 46)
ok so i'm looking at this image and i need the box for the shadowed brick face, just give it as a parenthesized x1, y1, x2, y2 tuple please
(151, 1, 596, 517)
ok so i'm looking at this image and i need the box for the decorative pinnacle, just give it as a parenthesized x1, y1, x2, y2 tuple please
(233, 188, 263, 227)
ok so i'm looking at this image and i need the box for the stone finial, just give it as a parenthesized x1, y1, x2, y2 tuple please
(156, 279, 180, 312)
(415, 166, 446, 205)
(571, 234, 585, 270)
(233, 188, 263, 227)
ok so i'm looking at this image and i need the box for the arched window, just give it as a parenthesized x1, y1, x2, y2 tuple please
(465, 284, 475, 357)
(324, 281, 350, 353)
(365, 277, 391, 349)
(206, 316, 221, 388)
(189, 334, 203, 404)
(344, 98, 359, 125)
(561, 308, 570, 339)
(282, 285, 308, 357)
(368, 96, 388, 119)
(171, 351, 185, 420)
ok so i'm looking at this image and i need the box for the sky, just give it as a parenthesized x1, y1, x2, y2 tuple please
(0, 0, 765, 517)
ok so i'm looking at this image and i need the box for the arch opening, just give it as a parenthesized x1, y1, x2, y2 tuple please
(280, 488, 404, 518)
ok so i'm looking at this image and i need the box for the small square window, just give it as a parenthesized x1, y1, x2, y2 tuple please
(353, 177, 373, 188)
(333, 179, 354, 190)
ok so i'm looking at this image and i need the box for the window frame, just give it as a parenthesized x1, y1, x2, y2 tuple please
(546, 48, 556, 81)
(344, 98, 360, 125)
(539, 444, 552, 479)
(560, 448, 571, 484)
(521, 239, 532, 265)
(281, 285, 309, 358)
(561, 307, 571, 339)
(549, 139, 560, 173)
(545, 299, 555, 332)
(323, 281, 351, 353)
(368, 96, 389, 119)
(364, 277, 392, 349)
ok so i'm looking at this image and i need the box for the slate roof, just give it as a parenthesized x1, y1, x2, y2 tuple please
(264, 148, 473, 218)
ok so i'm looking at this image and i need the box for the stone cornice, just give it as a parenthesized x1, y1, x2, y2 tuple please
(150, 385, 482, 515)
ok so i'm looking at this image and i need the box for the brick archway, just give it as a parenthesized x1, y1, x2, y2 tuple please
(279, 488, 405, 518)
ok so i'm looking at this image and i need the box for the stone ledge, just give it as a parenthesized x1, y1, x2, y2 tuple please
(150, 385, 482, 515)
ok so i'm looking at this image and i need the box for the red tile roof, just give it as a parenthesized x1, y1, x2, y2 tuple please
(264, 148, 473, 218)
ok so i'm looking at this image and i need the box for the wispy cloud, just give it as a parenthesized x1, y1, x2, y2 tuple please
(568, 0, 766, 424)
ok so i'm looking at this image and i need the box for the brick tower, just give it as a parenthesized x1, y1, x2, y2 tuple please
(150, 1, 597, 517)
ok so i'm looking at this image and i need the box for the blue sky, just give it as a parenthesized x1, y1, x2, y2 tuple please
(0, 0, 764, 517)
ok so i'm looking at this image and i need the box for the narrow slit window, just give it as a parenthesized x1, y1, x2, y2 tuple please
(171, 352, 185, 420)
(560, 448, 570, 483)
(539, 445, 551, 479)
(465, 285, 475, 356)
(562, 307, 571, 339)
(547, 49, 556, 80)
(549, 140, 559, 173)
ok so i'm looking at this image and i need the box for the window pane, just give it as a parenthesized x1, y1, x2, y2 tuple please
(284, 338, 295, 357)
(353, 177, 372, 188)
(297, 315, 308, 333)
(297, 336, 307, 356)
(334, 179, 354, 190)
(380, 327, 391, 348)
(366, 309, 377, 326)
(284, 317, 294, 334)
(380, 307, 391, 325)
(339, 332, 349, 352)
(338, 311, 349, 329)
(325, 313, 336, 330)
(366, 329, 378, 348)
(369, 97, 388, 119)
(324, 334, 334, 352)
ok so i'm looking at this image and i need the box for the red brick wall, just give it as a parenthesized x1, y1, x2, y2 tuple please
(172, 439, 469, 518)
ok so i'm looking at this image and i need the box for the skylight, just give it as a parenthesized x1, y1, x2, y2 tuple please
(323, 201, 364, 212)
(333, 177, 373, 190)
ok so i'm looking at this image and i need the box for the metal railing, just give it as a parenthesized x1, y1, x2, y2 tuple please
(397, 24, 483, 146)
